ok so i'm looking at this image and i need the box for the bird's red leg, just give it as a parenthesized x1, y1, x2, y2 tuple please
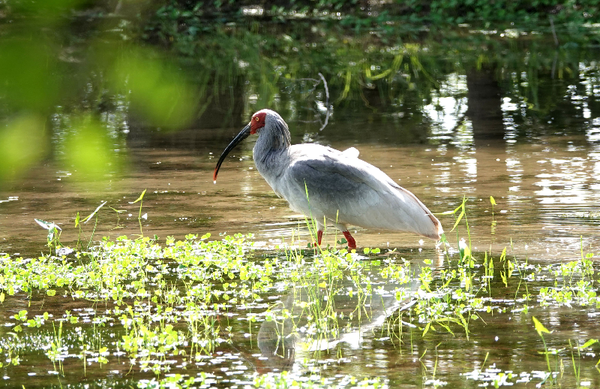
(343, 231, 356, 250)
(317, 230, 323, 246)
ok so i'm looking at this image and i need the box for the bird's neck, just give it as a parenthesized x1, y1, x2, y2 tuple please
(256, 121, 291, 153)
(253, 122, 291, 183)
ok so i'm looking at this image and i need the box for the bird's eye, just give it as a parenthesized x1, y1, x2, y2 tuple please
(254, 117, 260, 121)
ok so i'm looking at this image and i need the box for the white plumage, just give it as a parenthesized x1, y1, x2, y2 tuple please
(214, 109, 443, 249)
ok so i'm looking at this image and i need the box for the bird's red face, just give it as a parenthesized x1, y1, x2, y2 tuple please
(250, 111, 267, 134)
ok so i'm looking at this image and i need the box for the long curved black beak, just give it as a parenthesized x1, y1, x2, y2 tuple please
(213, 123, 251, 183)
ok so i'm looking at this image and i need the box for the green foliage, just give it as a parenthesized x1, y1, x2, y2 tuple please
(0, 116, 48, 182)
(0, 0, 198, 189)
(109, 48, 197, 128)
(149, 0, 600, 25)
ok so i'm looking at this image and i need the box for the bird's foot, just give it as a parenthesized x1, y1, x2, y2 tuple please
(343, 231, 356, 250)
(311, 230, 324, 248)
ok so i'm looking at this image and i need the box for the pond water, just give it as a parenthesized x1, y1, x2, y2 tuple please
(1, 73, 598, 261)
(0, 22, 600, 388)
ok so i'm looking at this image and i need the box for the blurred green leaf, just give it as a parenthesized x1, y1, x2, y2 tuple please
(110, 49, 197, 130)
(0, 41, 59, 112)
(62, 117, 121, 181)
(0, 116, 48, 183)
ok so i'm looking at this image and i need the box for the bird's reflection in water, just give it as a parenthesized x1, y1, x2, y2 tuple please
(255, 293, 298, 373)
(253, 256, 436, 374)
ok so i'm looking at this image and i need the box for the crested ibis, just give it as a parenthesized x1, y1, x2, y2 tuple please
(213, 109, 443, 249)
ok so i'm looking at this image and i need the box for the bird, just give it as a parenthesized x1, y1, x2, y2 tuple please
(213, 109, 443, 250)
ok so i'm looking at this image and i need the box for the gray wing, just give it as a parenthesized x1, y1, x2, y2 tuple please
(279, 147, 442, 239)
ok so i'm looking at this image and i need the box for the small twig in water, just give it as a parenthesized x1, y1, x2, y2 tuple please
(287, 72, 332, 132)
(317, 72, 331, 132)
(549, 16, 559, 47)
(551, 51, 558, 79)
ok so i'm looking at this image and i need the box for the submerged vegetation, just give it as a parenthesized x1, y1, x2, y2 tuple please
(0, 201, 599, 387)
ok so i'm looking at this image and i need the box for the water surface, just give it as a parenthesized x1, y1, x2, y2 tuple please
(0, 25, 599, 388)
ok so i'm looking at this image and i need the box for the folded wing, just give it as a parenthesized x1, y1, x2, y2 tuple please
(278, 145, 443, 239)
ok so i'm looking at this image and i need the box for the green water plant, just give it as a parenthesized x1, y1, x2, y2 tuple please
(130, 189, 147, 237)
(75, 200, 107, 250)
(6, 194, 600, 387)
(532, 316, 557, 385)
(34, 218, 63, 254)
(46, 321, 65, 376)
